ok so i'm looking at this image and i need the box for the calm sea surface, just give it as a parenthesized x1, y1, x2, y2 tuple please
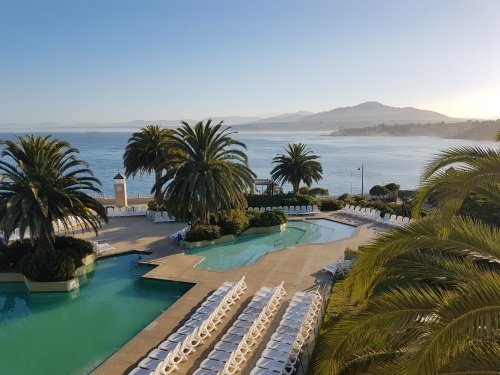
(0, 132, 496, 197)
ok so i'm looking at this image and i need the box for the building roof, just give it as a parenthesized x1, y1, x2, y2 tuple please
(114, 172, 125, 180)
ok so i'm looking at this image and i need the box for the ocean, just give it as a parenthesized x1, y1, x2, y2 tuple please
(0, 132, 496, 197)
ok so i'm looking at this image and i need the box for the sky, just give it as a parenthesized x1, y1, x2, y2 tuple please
(1, 0, 499, 124)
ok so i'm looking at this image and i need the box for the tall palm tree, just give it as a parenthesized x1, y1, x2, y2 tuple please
(0, 135, 107, 251)
(123, 125, 173, 202)
(271, 143, 323, 194)
(155, 120, 256, 223)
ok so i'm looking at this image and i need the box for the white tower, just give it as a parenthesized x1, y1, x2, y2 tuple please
(113, 172, 128, 208)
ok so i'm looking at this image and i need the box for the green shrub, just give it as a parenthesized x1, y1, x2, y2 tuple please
(21, 250, 76, 281)
(54, 236, 94, 267)
(250, 209, 287, 227)
(319, 198, 344, 211)
(222, 209, 250, 235)
(185, 225, 222, 242)
(0, 240, 35, 269)
(147, 199, 169, 211)
(338, 193, 350, 201)
(344, 247, 360, 260)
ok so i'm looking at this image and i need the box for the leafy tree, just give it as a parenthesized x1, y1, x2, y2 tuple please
(384, 182, 400, 201)
(0, 135, 107, 252)
(271, 143, 323, 194)
(369, 184, 389, 199)
(309, 187, 330, 196)
(155, 120, 256, 224)
(123, 125, 173, 202)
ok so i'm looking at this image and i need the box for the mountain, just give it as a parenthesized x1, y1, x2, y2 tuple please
(235, 102, 457, 131)
(0, 102, 459, 133)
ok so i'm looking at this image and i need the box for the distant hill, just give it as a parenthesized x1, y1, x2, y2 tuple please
(0, 102, 460, 133)
(234, 102, 457, 131)
(329, 119, 500, 140)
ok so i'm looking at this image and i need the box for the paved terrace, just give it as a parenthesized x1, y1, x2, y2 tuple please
(79, 213, 382, 375)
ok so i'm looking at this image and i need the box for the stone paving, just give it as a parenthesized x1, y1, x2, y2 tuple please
(83, 213, 382, 375)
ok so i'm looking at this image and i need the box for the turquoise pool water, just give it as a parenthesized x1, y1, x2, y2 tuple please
(0, 254, 192, 375)
(190, 219, 356, 270)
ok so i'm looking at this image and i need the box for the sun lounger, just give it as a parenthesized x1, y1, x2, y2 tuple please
(92, 241, 115, 254)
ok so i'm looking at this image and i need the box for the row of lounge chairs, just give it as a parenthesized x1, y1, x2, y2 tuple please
(193, 282, 287, 375)
(128, 277, 248, 375)
(338, 205, 415, 227)
(322, 259, 355, 277)
(153, 212, 176, 223)
(249, 289, 323, 375)
(107, 206, 147, 217)
(1, 216, 82, 243)
(247, 205, 320, 216)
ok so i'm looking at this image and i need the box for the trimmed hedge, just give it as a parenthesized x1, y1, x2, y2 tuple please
(249, 209, 287, 227)
(246, 194, 319, 209)
(0, 236, 95, 280)
(185, 225, 222, 242)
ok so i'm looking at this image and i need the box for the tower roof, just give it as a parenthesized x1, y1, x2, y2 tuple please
(114, 172, 125, 180)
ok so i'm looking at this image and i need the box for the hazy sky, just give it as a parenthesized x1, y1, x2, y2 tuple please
(1, 0, 499, 124)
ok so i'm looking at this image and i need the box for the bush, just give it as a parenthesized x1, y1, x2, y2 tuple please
(185, 225, 222, 242)
(246, 194, 319, 209)
(319, 198, 344, 211)
(147, 199, 169, 211)
(54, 236, 94, 267)
(344, 247, 360, 260)
(0, 240, 35, 269)
(221, 209, 250, 235)
(21, 250, 76, 282)
(250, 209, 287, 227)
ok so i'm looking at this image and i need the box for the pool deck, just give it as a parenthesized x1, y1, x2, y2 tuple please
(83, 213, 383, 375)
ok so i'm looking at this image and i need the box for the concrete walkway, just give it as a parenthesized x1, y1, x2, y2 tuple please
(83, 214, 381, 375)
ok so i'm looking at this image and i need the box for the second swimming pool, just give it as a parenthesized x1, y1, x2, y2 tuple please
(189, 219, 356, 271)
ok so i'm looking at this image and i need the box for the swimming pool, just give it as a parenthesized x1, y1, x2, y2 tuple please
(0, 254, 192, 375)
(190, 219, 356, 270)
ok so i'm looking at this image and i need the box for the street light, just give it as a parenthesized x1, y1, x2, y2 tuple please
(357, 164, 364, 197)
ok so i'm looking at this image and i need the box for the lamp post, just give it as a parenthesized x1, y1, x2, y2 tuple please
(357, 164, 364, 197)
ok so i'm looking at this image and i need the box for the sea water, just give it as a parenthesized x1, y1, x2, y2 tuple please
(0, 132, 495, 196)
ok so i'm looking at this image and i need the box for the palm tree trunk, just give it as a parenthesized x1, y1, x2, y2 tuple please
(36, 233, 55, 253)
(293, 181, 300, 194)
(154, 169, 162, 203)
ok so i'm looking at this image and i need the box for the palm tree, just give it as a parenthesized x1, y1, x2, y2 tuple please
(155, 120, 256, 223)
(0, 135, 107, 251)
(123, 125, 173, 202)
(271, 143, 323, 194)
(312, 216, 500, 375)
(311, 137, 500, 375)
(412, 145, 500, 222)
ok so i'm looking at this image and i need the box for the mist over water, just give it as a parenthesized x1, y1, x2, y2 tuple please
(0, 132, 495, 197)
